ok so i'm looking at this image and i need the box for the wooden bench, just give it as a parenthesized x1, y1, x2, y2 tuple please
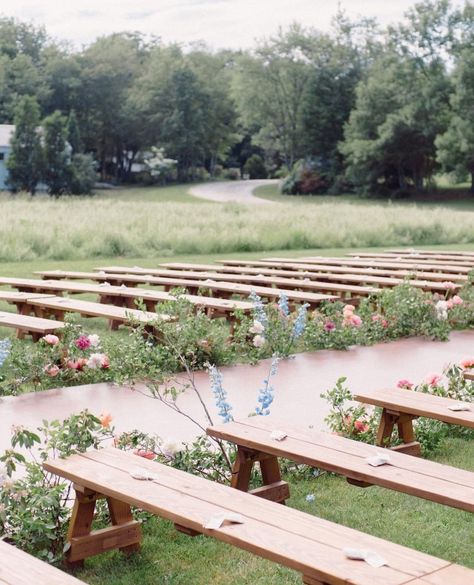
(207, 417, 474, 513)
(0, 540, 85, 584)
(347, 252, 474, 266)
(0, 277, 252, 325)
(354, 387, 474, 455)
(157, 261, 468, 284)
(95, 267, 378, 298)
(0, 310, 65, 341)
(43, 447, 474, 584)
(23, 296, 169, 331)
(387, 248, 474, 259)
(263, 256, 474, 275)
(35, 271, 339, 308)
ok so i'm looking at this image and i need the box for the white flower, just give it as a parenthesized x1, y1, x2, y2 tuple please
(249, 320, 265, 334)
(87, 353, 108, 369)
(161, 438, 182, 459)
(435, 300, 449, 320)
(253, 334, 265, 348)
(87, 334, 101, 348)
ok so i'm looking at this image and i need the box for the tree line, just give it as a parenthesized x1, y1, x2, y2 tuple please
(1, 0, 473, 196)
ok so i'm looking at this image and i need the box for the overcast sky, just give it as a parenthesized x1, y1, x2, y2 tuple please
(0, 1, 460, 49)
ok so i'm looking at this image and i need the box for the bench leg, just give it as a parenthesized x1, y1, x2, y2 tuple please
(231, 448, 289, 504)
(65, 485, 142, 569)
(376, 409, 421, 457)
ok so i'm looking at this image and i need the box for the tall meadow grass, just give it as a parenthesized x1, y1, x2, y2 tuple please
(1, 193, 474, 261)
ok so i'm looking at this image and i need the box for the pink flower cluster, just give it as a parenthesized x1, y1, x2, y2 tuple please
(41, 333, 108, 377)
(342, 304, 362, 328)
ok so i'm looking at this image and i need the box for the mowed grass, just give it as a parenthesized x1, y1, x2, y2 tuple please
(2, 183, 474, 262)
(74, 437, 474, 585)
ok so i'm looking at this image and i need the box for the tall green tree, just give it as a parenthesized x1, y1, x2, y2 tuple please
(66, 110, 82, 154)
(7, 96, 43, 194)
(436, 48, 474, 191)
(42, 110, 71, 195)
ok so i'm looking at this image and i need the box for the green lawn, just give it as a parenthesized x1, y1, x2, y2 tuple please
(74, 437, 474, 584)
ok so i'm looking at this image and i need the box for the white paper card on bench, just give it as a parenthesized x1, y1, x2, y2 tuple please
(270, 430, 288, 441)
(365, 452, 391, 467)
(342, 548, 387, 568)
(448, 403, 471, 411)
(130, 467, 159, 481)
(204, 513, 244, 530)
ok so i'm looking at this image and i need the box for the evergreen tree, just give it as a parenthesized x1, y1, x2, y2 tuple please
(66, 109, 82, 154)
(42, 110, 71, 195)
(6, 95, 43, 194)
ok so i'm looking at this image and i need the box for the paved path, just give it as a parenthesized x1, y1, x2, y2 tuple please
(2, 330, 474, 452)
(188, 179, 278, 204)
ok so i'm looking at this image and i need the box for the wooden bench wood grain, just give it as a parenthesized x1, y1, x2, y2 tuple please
(43, 447, 474, 584)
(353, 387, 474, 454)
(207, 417, 474, 513)
(0, 540, 85, 584)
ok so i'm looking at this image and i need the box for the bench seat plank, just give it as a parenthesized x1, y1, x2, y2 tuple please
(44, 447, 458, 585)
(207, 418, 474, 512)
(0, 540, 84, 585)
(354, 387, 474, 429)
(0, 310, 64, 335)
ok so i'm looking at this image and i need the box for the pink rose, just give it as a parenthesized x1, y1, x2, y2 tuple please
(44, 364, 60, 377)
(397, 379, 414, 390)
(75, 335, 91, 350)
(348, 314, 362, 327)
(324, 321, 336, 332)
(354, 420, 369, 434)
(42, 334, 59, 345)
(452, 295, 463, 305)
(425, 373, 442, 386)
(343, 304, 356, 315)
(442, 281, 457, 290)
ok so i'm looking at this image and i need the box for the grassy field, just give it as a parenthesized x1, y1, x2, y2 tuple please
(2, 183, 474, 263)
(74, 437, 474, 584)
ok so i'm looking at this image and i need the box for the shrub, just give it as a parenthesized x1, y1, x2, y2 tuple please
(243, 155, 267, 179)
(281, 160, 329, 195)
(223, 167, 241, 180)
(69, 153, 96, 195)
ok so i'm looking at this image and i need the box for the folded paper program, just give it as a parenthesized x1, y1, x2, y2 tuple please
(270, 430, 288, 441)
(203, 512, 245, 530)
(448, 403, 471, 411)
(343, 548, 387, 568)
(365, 452, 391, 467)
(130, 467, 159, 481)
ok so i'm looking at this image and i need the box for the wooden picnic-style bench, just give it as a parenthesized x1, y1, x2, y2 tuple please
(35, 271, 339, 308)
(43, 447, 474, 584)
(95, 267, 378, 298)
(387, 248, 474, 259)
(207, 416, 474, 513)
(347, 252, 474, 266)
(158, 261, 468, 284)
(0, 310, 65, 341)
(0, 277, 252, 324)
(0, 540, 85, 584)
(353, 387, 474, 455)
(262, 256, 474, 274)
(24, 296, 169, 331)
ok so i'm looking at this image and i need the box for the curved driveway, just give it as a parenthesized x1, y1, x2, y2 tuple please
(189, 179, 278, 204)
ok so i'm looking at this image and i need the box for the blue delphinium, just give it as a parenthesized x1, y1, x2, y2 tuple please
(249, 290, 267, 327)
(292, 303, 310, 341)
(0, 339, 11, 368)
(278, 293, 290, 317)
(208, 364, 233, 423)
(255, 356, 280, 416)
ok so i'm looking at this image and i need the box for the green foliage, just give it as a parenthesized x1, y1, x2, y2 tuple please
(6, 96, 44, 194)
(42, 111, 71, 196)
(0, 411, 111, 562)
(243, 154, 267, 179)
(281, 160, 329, 195)
(69, 153, 96, 195)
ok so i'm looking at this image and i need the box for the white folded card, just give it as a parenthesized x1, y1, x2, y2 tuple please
(343, 547, 387, 568)
(130, 467, 159, 481)
(270, 430, 287, 441)
(448, 403, 471, 411)
(204, 512, 245, 530)
(366, 452, 391, 467)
